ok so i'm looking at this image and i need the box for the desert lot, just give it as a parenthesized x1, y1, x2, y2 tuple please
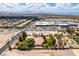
(0, 29, 20, 47)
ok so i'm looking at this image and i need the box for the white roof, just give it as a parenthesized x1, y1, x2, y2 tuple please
(35, 21, 79, 26)
(35, 21, 55, 25)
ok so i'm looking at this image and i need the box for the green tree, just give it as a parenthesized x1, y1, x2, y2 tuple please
(46, 34, 56, 47)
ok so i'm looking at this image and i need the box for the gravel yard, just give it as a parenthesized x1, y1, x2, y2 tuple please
(1, 49, 78, 56)
(0, 29, 20, 47)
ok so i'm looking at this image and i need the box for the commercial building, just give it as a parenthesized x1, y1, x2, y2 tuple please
(35, 21, 79, 31)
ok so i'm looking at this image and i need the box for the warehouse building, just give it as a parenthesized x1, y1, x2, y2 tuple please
(35, 21, 79, 31)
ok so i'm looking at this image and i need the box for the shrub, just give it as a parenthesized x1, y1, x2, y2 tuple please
(17, 41, 27, 50)
(32, 33, 38, 37)
(69, 46, 73, 48)
(17, 38, 35, 50)
(42, 34, 56, 48)
(40, 33, 46, 39)
(66, 28, 75, 35)
(26, 38, 35, 47)
(46, 35, 56, 47)
(42, 43, 49, 48)
(43, 38, 47, 43)
(26, 46, 31, 50)
(74, 36, 79, 44)
(76, 32, 79, 36)
(54, 33, 63, 39)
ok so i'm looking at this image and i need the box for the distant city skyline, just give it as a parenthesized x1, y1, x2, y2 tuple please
(0, 3, 79, 15)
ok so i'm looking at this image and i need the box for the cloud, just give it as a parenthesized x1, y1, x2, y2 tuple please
(0, 3, 79, 15)
(72, 4, 79, 10)
(55, 3, 72, 9)
(0, 3, 28, 13)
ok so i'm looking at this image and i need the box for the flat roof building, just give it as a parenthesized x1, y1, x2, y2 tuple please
(35, 21, 78, 26)
(34, 21, 79, 31)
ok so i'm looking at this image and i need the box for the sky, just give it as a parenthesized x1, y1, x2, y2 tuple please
(0, 3, 79, 15)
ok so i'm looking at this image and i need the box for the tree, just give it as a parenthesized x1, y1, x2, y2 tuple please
(22, 31, 27, 40)
(46, 34, 56, 48)
(19, 36, 23, 42)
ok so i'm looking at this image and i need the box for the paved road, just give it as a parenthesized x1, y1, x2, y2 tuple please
(21, 20, 37, 31)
